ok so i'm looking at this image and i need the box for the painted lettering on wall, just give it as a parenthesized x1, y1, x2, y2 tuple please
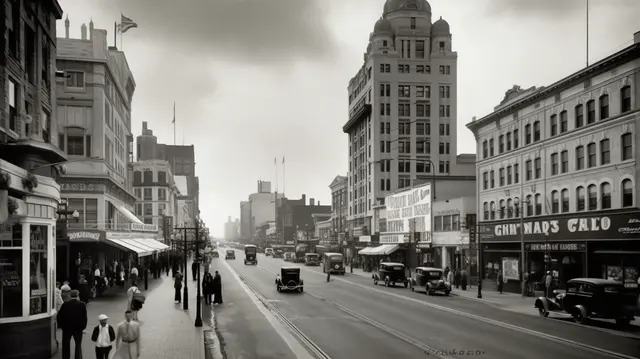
(494, 217, 610, 237)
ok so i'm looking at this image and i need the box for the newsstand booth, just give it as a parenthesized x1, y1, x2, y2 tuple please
(479, 210, 640, 294)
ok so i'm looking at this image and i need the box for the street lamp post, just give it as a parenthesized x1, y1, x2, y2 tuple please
(194, 221, 203, 327)
(513, 197, 527, 297)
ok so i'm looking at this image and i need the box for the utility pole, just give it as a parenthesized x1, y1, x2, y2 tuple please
(194, 221, 202, 327)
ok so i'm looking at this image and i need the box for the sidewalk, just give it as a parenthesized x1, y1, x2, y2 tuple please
(52, 264, 208, 359)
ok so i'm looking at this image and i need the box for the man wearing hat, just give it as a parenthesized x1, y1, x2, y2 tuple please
(92, 314, 116, 359)
(57, 290, 88, 359)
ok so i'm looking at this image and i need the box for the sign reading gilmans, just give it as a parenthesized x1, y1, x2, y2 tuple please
(384, 183, 431, 234)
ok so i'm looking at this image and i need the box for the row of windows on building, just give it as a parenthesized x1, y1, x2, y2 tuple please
(134, 187, 169, 201)
(379, 140, 450, 155)
(381, 84, 451, 99)
(134, 203, 168, 224)
(379, 62, 450, 75)
(482, 133, 633, 191)
(133, 170, 168, 184)
(482, 86, 632, 159)
(380, 102, 451, 118)
(482, 179, 634, 221)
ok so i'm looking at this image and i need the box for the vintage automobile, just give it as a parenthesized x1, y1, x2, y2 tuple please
(273, 248, 284, 258)
(322, 253, 345, 275)
(275, 267, 304, 293)
(283, 252, 295, 262)
(211, 250, 219, 258)
(225, 249, 235, 260)
(265, 248, 274, 256)
(373, 262, 408, 288)
(534, 278, 638, 327)
(244, 245, 258, 265)
(410, 267, 451, 295)
(304, 253, 320, 266)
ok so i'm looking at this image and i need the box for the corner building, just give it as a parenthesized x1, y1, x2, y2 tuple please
(467, 31, 640, 294)
(343, 0, 474, 245)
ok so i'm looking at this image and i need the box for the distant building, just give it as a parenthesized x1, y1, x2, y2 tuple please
(276, 194, 331, 244)
(238, 181, 283, 242)
(240, 200, 251, 239)
(224, 216, 240, 240)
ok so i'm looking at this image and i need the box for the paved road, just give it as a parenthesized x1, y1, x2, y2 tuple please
(214, 251, 640, 359)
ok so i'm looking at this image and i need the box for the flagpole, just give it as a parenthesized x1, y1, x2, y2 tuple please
(282, 156, 286, 197)
(114, 22, 117, 48)
(173, 102, 176, 146)
(586, 0, 589, 67)
(275, 157, 278, 193)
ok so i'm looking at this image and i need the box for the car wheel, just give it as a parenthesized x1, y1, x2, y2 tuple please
(411, 285, 415, 292)
(537, 307, 549, 318)
(616, 318, 631, 327)
(373, 279, 378, 285)
(299, 287, 304, 293)
(384, 279, 390, 287)
(404, 282, 408, 288)
(572, 311, 586, 324)
(444, 290, 450, 296)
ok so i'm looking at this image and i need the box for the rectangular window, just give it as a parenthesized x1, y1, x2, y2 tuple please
(482, 141, 488, 158)
(499, 135, 504, 153)
(29, 225, 48, 315)
(134, 188, 141, 199)
(577, 187, 585, 211)
(514, 164, 519, 183)
(490, 171, 495, 188)
(560, 111, 568, 133)
(534, 157, 541, 179)
(525, 125, 532, 145)
(513, 129, 519, 148)
(587, 143, 596, 168)
(499, 168, 505, 186)
(526, 160, 532, 181)
(440, 66, 445, 74)
(621, 86, 631, 112)
(562, 190, 569, 212)
(600, 139, 610, 165)
(550, 115, 558, 136)
(622, 133, 633, 160)
(587, 100, 595, 124)
(143, 188, 152, 200)
(158, 188, 167, 201)
(483, 172, 488, 190)
(551, 153, 558, 175)
(600, 95, 609, 120)
(507, 166, 512, 184)
(533, 121, 540, 141)
(86, 199, 98, 228)
(489, 139, 494, 156)
(66, 71, 85, 88)
(575, 104, 584, 128)
(66, 128, 85, 156)
(398, 85, 410, 98)
(416, 86, 424, 98)
(505, 133, 512, 151)
(144, 203, 153, 216)
(9, 79, 18, 132)
(398, 104, 410, 117)
(416, 104, 427, 117)
(561, 150, 568, 173)
(416, 40, 424, 58)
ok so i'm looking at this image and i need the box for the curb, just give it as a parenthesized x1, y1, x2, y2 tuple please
(449, 292, 503, 305)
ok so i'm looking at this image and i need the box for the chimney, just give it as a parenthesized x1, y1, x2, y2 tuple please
(89, 19, 94, 40)
(635, 31, 640, 44)
(65, 16, 70, 38)
(81, 23, 87, 40)
(310, 198, 315, 206)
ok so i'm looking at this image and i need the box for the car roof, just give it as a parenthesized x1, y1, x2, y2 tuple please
(245, 244, 257, 248)
(305, 253, 318, 256)
(380, 262, 404, 266)
(416, 267, 442, 272)
(568, 278, 623, 286)
(325, 252, 342, 256)
(281, 266, 300, 271)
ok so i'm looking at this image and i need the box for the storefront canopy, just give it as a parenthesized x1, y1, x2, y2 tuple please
(129, 238, 169, 252)
(104, 237, 155, 257)
(112, 202, 143, 225)
(360, 244, 400, 256)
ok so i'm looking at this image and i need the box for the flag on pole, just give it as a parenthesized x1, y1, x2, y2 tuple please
(119, 14, 138, 33)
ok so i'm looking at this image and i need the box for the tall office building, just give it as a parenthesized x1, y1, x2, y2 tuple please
(343, 0, 474, 238)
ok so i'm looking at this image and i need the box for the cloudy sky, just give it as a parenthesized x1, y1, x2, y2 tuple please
(57, 0, 640, 237)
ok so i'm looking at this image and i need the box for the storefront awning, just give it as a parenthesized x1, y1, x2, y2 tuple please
(113, 202, 143, 224)
(358, 247, 375, 255)
(364, 244, 400, 256)
(104, 237, 155, 257)
(129, 238, 169, 252)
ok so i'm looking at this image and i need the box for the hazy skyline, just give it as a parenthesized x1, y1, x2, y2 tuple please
(57, 0, 640, 237)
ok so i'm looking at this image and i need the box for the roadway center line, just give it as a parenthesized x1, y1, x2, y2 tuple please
(258, 258, 636, 359)
(220, 259, 317, 359)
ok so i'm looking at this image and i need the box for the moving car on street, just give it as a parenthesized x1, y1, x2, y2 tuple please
(244, 244, 258, 265)
(284, 252, 295, 262)
(265, 248, 274, 256)
(273, 248, 284, 258)
(373, 262, 408, 288)
(322, 253, 345, 275)
(294, 244, 308, 263)
(410, 267, 451, 295)
(276, 267, 304, 293)
(225, 249, 235, 260)
(211, 250, 219, 258)
(304, 253, 319, 266)
(534, 278, 638, 327)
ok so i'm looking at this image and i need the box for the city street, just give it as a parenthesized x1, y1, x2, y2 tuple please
(211, 252, 640, 359)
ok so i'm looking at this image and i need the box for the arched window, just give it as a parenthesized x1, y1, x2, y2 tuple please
(483, 202, 489, 220)
(490, 202, 496, 220)
(551, 191, 559, 214)
(535, 194, 542, 215)
(587, 184, 597, 210)
(561, 189, 569, 212)
(526, 195, 533, 217)
(499, 199, 505, 219)
(533, 121, 541, 141)
(599, 94, 609, 120)
(576, 186, 585, 211)
(622, 179, 633, 207)
(601, 182, 611, 209)
(507, 198, 513, 218)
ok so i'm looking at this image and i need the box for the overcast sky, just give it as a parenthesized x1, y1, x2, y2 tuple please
(57, 0, 640, 237)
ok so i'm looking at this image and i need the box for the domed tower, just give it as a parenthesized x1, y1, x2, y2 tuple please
(369, 17, 395, 54)
(431, 16, 452, 54)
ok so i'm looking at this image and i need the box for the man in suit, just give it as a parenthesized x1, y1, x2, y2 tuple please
(57, 289, 88, 359)
(91, 314, 116, 359)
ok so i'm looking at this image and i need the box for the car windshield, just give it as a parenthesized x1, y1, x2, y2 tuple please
(426, 271, 442, 279)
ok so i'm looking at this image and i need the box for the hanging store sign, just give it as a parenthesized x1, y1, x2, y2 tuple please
(359, 235, 371, 243)
(384, 183, 431, 234)
(481, 211, 640, 242)
(380, 234, 407, 244)
(68, 230, 103, 242)
(525, 243, 586, 252)
(131, 223, 158, 232)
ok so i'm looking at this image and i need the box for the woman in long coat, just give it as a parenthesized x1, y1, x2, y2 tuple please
(212, 271, 223, 304)
(202, 272, 214, 305)
(174, 271, 183, 303)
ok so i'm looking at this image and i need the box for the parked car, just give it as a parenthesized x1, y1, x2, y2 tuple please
(225, 249, 235, 260)
(373, 262, 408, 288)
(410, 267, 451, 295)
(322, 253, 345, 274)
(265, 248, 274, 256)
(304, 253, 319, 266)
(273, 248, 284, 258)
(211, 250, 219, 258)
(275, 267, 303, 293)
(244, 245, 258, 265)
(534, 278, 638, 327)
(284, 252, 295, 262)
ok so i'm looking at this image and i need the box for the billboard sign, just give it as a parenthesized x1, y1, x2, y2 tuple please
(384, 183, 431, 234)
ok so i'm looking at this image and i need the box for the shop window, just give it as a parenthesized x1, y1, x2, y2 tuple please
(622, 179, 633, 207)
(86, 199, 98, 228)
(587, 184, 597, 210)
(0, 224, 23, 318)
(576, 186, 585, 211)
(29, 225, 48, 315)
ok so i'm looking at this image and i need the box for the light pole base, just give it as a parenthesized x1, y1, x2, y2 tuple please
(195, 295, 203, 327)
(183, 286, 189, 310)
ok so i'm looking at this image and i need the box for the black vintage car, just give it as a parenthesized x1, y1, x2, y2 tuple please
(373, 262, 408, 288)
(225, 249, 235, 260)
(534, 278, 638, 327)
(273, 248, 284, 258)
(244, 245, 258, 265)
(410, 267, 451, 295)
(211, 250, 219, 258)
(322, 253, 345, 274)
(275, 267, 303, 293)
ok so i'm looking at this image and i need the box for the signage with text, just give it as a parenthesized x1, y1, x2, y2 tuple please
(68, 230, 102, 242)
(525, 243, 586, 252)
(380, 234, 407, 244)
(384, 183, 431, 234)
(481, 211, 640, 242)
(131, 223, 159, 232)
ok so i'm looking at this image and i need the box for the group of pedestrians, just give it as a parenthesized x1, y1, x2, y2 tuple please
(173, 265, 223, 305)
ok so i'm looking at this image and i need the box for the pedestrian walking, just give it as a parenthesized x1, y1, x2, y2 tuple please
(94, 265, 102, 290)
(191, 261, 198, 281)
(213, 271, 223, 304)
(57, 290, 88, 359)
(203, 271, 214, 305)
(461, 269, 468, 290)
(112, 310, 141, 359)
(326, 270, 331, 282)
(61, 281, 72, 302)
(78, 275, 91, 303)
(545, 271, 553, 298)
(126, 283, 144, 321)
(174, 270, 183, 303)
(55, 282, 64, 312)
(454, 269, 461, 289)
(497, 270, 504, 294)
(446, 267, 454, 286)
(91, 314, 115, 359)
(130, 266, 139, 285)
